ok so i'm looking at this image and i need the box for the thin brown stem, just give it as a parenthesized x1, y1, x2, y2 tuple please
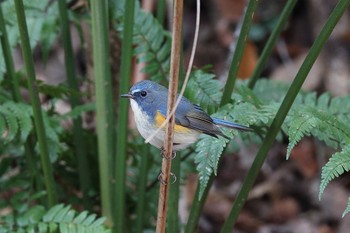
(155, 0, 183, 232)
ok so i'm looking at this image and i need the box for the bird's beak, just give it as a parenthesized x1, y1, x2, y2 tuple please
(120, 93, 134, 99)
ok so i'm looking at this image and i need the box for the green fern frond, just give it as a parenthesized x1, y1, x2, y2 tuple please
(4, 102, 32, 141)
(185, 70, 222, 113)
(36, 80, 81, 98)
(0, 102, 63, 161)
(195, 134, 228, 198)
(342, 197, 350, 218)
(228, 101, 277, 128)
(250, 79, 291, 103)
(0, 105, 18, 143)
(0, 204, 110, 233)
(328, 95, 350, 122)
(0, 0, 58, 81)
(319, 145, 350, 200)
(296, 91, 350, 119)
(133, 8, 171, 81)
(234, 84, 263, 107)
(114, 3, 171, 82)
(0, 102, 32, 143)
(286, 95, 350, 158)
(285, 111, 317, 159)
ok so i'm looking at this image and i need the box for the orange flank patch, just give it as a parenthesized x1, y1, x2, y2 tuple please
(155, 111, 190, 133)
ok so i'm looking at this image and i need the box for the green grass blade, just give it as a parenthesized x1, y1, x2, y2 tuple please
(57, 0, 92, 210)
(220, 0, 350, 232)
(114, 0, 135, 232)
(220, 0, 259, 106)
(90, 0, 115, 226)
(184, 176, 213, 233)
(167, 154, 181, 233)
(156, 0, 166, 25)
(14, 0, 57, 207)
(247, 0, 297, 89)
(0, 4, 21, 101)
(135, 145, 150, 233)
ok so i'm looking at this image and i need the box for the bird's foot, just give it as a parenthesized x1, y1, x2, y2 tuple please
(158, 172, 177, 185)
(160, 147, 176, 160)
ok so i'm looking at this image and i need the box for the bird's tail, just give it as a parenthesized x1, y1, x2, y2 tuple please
(212, 118, 252, 131)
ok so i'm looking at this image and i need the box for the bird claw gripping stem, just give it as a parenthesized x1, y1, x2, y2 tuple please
(158, 171, 177, 185)
(160, 147, 177, 160)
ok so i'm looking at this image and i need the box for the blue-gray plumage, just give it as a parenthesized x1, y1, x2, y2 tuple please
(121, 80, 251, 151)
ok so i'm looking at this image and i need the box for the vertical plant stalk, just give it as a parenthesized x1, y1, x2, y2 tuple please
(135, 145, 150, 233)
(115, 0, 135, 231)
(0, 5, 21, 101)
(220, 0, 350, 232)
(90, 0, 115, 226)
(0, 4, 42, 194)
(14, 0, 57, 207)
(156, 0, 166, 25)
(167, 155, 180, 233)
(155, 0, 183, 232)
(220, 0, 259, 106)
(184, 176, 213, 233)
(57, 0, 91, 209)
(248, 0, 297, 89)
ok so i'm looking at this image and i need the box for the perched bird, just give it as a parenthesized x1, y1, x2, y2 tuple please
(121, 80, 251, 151)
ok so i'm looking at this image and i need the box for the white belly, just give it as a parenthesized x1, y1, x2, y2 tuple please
(130, 100, 200, 150)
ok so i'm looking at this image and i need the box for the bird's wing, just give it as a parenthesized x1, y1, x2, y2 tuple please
(175, 104, 227, 138)
(157, 97, 228, 138)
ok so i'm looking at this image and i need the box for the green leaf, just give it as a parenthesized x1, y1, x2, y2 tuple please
(43, 204, 65, 222)
(73, 211, 88, 224)
(2, 204, 111, 232)
(195, 134, 227, 198)
(286, 110, 317, 159)
(0, 105, 18, 143)
(319, 145, 350, 199)
(185, 70, 222, 113)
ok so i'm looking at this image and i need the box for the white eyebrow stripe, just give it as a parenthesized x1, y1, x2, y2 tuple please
(131, 89, 141, 94)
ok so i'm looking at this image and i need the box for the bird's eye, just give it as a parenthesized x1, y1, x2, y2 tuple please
(140, 91, 147, 97)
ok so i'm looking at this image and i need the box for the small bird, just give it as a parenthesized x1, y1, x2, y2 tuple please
(121, 80, 251, 151)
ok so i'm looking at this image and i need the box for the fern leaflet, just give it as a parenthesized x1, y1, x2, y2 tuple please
(285, 92, 350, 158)
(319, 145, 350, 199)
(185, 70, 222, 113)
(195, 134, 228, 198)
(285, 110, 318, 159)
(0, 204, 110, 233)
(0, 102, 32, 144)
(342, 197, 350, 218)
